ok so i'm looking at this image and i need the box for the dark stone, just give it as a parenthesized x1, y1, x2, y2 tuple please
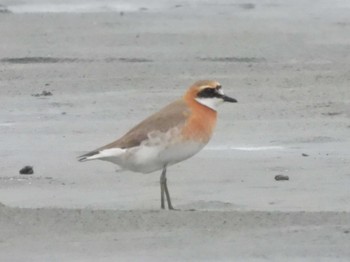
(19, 166, 34, 175)
(275, 174, 289, 181)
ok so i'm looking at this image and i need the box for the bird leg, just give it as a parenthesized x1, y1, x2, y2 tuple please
(160, 168, 165, 209)
(160, 166, 174, 210)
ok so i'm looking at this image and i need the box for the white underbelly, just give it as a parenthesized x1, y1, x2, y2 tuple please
(112, 142, 206, 173)
(99, 126, 208, 173)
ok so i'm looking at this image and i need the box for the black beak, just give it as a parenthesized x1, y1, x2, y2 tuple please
(222, 94, 237, 103)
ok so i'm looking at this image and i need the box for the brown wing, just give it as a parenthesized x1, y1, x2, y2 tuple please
(88, 99, 190, 156)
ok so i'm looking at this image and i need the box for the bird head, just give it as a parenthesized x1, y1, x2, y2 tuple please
(185, 80, 237, 111)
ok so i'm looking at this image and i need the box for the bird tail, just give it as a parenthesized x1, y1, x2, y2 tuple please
(78, 150, 100, 162)
(78, 148, 126, 162)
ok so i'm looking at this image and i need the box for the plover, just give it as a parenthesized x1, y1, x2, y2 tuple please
(78, 80, 237, 209)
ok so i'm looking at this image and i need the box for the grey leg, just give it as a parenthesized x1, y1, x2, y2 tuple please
(160, 166, 174, 210)
(160, 167, 166, 209)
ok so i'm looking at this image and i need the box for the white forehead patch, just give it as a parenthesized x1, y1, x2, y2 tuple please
(217, 88, 225, 96)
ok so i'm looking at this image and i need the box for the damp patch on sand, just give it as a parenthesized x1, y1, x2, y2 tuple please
(0, 57, 153, 64)
(197, 57, 266, 63)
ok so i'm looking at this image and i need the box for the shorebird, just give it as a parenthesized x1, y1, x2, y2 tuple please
(78, 80, 237, 209)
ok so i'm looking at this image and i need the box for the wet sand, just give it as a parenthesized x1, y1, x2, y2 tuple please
(1, 0, 350, 260)
(1, 204, 350, 261)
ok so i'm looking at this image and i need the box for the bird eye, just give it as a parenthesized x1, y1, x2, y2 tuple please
(198, 87, 219, 98)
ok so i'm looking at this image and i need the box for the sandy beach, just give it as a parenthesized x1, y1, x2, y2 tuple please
(1, 0, 350, 261)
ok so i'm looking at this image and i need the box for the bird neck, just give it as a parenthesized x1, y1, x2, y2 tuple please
(181, 95, 217, 143)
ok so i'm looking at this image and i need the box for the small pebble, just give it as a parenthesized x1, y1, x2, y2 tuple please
(31, 90, 52, 97)
(275, 174, 289, 181)
(19, 166, 34, 175)
(302, 153, 309, 157)
(41, 90, 52, 96)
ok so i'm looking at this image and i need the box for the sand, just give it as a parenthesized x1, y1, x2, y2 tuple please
(1, 0, 350, 261)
